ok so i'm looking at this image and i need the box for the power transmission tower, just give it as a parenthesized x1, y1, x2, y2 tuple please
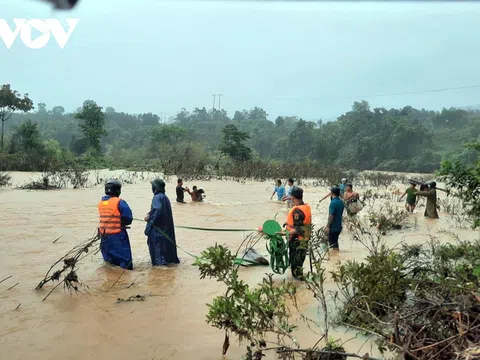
(218, 94, 222, 110)
(212, 94, 216, 110)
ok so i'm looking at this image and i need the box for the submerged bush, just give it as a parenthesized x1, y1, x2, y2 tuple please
(0, 172, 11, 187)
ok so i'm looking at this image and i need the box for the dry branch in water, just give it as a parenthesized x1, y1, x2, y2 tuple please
(36, 233, 101, 301)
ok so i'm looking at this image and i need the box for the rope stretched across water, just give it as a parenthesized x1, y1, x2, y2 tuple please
(130, 218, 289, 274)
(131, 217, 257, 259)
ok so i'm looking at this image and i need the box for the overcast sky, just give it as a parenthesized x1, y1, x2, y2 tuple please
(2, 0, 480, 121)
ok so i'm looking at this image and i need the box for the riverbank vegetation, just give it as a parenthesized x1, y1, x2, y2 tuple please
(194, 212, 480, 359)
(1, 83, 480, 178)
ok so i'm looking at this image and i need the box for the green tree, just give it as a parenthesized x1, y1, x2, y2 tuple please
(141, 112, 160, 126)
(437, 141, 480, 228)
(75, 100, 107, 154)
(9, 119, 43, 154)
(0, 84, 34, 149)
(219, 124, 252, 162)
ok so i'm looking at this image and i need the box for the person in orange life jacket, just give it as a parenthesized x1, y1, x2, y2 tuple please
(277, 186, 312, 280)
(97, 179, 134, 270)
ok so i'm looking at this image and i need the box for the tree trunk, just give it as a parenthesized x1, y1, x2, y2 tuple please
(1, 119, 4, 149)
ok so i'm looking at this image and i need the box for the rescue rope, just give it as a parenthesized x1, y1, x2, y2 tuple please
(131, 218, 289, 274)
(264, 231, 290, 275)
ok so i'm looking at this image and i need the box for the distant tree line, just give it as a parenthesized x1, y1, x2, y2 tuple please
(1, 83, 479, 176)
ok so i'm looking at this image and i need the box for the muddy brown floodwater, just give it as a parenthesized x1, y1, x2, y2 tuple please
(0, 171, 478, 360)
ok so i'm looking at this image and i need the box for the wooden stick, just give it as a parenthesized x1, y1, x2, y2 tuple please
(110, 262, 132, 289)
(0, 275, 12, 284)
(7, 282, 19, 290)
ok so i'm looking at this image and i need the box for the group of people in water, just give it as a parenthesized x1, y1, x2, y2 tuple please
(267, 176, 441, 280)
(175, 178, 205, 203)
(97, 174, 441, 283)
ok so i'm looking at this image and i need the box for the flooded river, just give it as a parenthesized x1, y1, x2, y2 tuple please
(0, 171, 478, 360)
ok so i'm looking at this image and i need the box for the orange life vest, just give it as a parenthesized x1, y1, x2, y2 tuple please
(98, 197, 122, 235)
(285, 204, 312, 241)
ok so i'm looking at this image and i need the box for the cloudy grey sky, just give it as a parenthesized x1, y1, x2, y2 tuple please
(2, 0, 480, 121)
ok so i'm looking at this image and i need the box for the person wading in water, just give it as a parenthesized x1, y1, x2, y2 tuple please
(399, 181, 418, 213)
(415, 181, 439, 219)
(277, 186, 312, 280)
(176, 178, 191, 203)
(145, 179, 180, 266)
(325, 186, 345, 251)
(343, 183, 361, 216)
(98, 179, 134, 270)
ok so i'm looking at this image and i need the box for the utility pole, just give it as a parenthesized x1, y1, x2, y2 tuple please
(212, 94, 216, 110)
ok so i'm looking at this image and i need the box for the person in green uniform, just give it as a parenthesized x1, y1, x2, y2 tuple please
(399, 181, 418, 212)
(415, 181, 439, 219)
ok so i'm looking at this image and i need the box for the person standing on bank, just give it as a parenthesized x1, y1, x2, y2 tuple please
(98, 179, 134, 270)
(325, 186, 344, 251)
(278, 186, 312, 280)
(144, 179, 180, 266)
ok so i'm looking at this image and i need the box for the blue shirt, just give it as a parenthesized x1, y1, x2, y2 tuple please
(339, 184, 347, 196)
(274, 185, 286, 200)
(328, 197, 344, 233)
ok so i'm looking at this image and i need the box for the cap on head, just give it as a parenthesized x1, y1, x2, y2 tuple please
(331, 186, 341, 197)
(105, 179, 122, 197)
(151, 178, 166, 194)
(341, 178, 347, 183)
(291, 186, 303, 200)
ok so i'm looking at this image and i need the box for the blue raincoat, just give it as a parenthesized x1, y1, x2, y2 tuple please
(145, 192, 180, 266)
(99, 195, 134, 270)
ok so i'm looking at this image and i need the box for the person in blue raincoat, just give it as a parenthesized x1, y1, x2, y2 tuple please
(144, 179, 180, 266)
(98, 179, 133, 270)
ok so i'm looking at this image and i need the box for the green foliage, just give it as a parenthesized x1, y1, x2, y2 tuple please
(0, 172, 11, 187)
(437, 141, 480, 228)
(4, 93, 480, 175)
(75, 100, 107, 155)
(332, 225, 480, 360)
(220, 124, 252, 162)
(0, 84, 33, 149)
(193, 243, 297, 354)
(332, 245, 409, 328)
(367, 203, 409, 233)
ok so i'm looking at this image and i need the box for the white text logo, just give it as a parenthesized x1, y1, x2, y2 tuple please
(0, 19, 79, 49)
